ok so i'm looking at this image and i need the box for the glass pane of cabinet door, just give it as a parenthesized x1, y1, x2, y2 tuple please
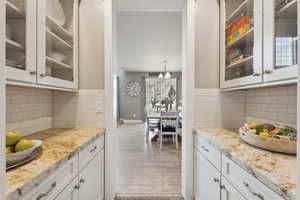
(220, 0, 263, 88)
(5, 0, 36, 83)
(37, 0, 78, 89)
(264, 0, 298, 82)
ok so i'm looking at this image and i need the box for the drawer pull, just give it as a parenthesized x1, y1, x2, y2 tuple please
(36, 182, 56, 200)
(220, 185, 226, 190)
(201, 145, 209, 152)
(74, 184, 80, 190)
(79, 178, 85, 184)
(213, 178, 219, 183)
(90, 146, 97, 153)
(243, 182, 264, 200)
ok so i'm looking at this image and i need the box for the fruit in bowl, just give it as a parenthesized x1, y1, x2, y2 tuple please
(5, 131, 42, 165)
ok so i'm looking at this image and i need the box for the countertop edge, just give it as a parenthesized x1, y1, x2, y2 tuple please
(193, 128, 296, 200)
(7, 130, 105, 200)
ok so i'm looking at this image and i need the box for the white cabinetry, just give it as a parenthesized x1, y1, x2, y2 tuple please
(220, 0, 298, 89)
(5, 0, 36, 83)
(221, 178, 247, 200)
(263, 0, 298, 82)
(193, 133, 287, 200)
(4, 0, 78, 90)
(78, 150, 104, 200)
(54, 178, 79, 200)
(194, 148, 220, 200)
(9, 136, 105, 200)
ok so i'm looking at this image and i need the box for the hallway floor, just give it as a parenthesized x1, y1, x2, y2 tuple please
(117, 123, 181, 194)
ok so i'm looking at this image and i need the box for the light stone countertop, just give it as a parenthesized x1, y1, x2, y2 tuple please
(6, 128, 105, 199)
(194, 128, 296, 200)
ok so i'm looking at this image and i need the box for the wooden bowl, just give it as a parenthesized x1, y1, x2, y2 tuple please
(239, 128, 296, 154)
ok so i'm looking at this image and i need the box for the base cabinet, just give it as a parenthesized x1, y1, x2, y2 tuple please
(194, 149, 220, 200)
(221, 178, 246, 200)
(193, 133, 287, 200)
(54, 178, 79, 200)
(78, 150, 104, 200)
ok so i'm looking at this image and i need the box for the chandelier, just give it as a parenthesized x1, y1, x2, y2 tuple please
(158, 60, 172, 79)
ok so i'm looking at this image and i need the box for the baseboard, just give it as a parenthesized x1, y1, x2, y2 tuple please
(122, 120, 143, 124)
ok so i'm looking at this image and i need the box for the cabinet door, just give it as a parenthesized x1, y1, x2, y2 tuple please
(264, 0, 298, 82)
(194, 149, 220, 200)
(5, 0, 37, 83)
(37, 0, 78, 89)
(54, 178, 79, 200)
(220, 0, 263, 88)
(78, 150, 104, 200)
(221, 178, 247, 200)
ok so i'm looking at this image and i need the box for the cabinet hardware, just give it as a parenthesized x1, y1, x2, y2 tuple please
(79, 178, 85, 184)
(220, 185, 226, 190)
(201, 145, 209, 152)
(74, 184, 80, 190)
(252, 73, 260, 77)
(40, 74, 46, 77)
(90, 146, 98, 153)
(36, 182, 56, 200)
(30, 71, 36, 75)
(264, 70, 273, 74)
(213, 178, 219, 183)
(243, 182, 264, 200)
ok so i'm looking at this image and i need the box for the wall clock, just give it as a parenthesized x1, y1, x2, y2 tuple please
(126, 81, 142, 97)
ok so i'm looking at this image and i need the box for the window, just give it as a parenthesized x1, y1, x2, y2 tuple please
(145, 77, 177, 113)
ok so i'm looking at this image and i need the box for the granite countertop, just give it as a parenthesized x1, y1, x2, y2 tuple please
(194, 128, 296, 200)
(6, 128, 105, 199)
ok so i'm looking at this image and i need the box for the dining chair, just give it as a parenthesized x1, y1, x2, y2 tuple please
(159, 111, 180, 150)
(145, 117, 160, 143)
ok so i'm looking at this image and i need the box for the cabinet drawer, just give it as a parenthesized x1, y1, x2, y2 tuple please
(79, 136, 104, 171)
(24, 155, 78, 200)
(222, 155, 285, 200)
(195, 135, 221, 170)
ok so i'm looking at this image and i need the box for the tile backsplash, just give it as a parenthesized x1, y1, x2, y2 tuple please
(246, 85, 297, 127)
(52, 89, 105, 128)
(194, 89, 246, 128)
(6, 86, 52, 135)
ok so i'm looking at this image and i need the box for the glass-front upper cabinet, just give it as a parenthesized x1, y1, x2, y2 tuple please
(220, 0, 263, 88)
(264, 0, 298, 82)
(37, 0, 78, 89)
(5, 0, 36, 83)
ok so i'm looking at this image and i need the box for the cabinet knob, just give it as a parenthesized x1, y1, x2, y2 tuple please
(213, 178, 219, 183)
(252, 73, 260, 77)
(79, 178, 85, 183)
(30, 71, 36, 75)
(264, 70, 273, 74)
(40, 74, 46, 77)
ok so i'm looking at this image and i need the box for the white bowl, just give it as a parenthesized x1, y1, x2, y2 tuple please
(6, 140, 43, 165)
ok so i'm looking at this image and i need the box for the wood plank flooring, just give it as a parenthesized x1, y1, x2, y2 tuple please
(117, 124, 181, 195)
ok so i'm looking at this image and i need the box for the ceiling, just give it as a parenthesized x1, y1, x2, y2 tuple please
(116, 0, 185, 12)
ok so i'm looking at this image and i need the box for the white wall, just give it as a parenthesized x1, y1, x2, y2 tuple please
(117, 11, 182, 72)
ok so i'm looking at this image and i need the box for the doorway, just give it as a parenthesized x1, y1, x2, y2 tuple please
(104, 0, 195, 199)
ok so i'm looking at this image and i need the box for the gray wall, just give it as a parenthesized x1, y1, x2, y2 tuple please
(79, 0, 105, 89)
(195, 0, 220, 89)
(118, 71, 182, 121)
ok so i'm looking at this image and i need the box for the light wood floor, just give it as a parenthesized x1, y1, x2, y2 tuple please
(117, 123, 182, 194)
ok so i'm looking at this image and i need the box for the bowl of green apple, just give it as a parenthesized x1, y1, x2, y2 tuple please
(6, 131, 42, 165)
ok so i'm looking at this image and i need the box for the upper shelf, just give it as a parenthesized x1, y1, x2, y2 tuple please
(6, 1, 25, 19)
(226, 0, 250, 23)
(46, 30, 73, 50)
(226, 56, 253, 69)
(6, 39, 24, 51)
(276, 0, 297, 19)
(46, 16, 73, 44)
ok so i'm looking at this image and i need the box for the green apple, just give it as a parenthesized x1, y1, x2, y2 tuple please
(15, 140, 34, 152)
(5, 146, 14, 154)
(6, 131, 22, 146)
